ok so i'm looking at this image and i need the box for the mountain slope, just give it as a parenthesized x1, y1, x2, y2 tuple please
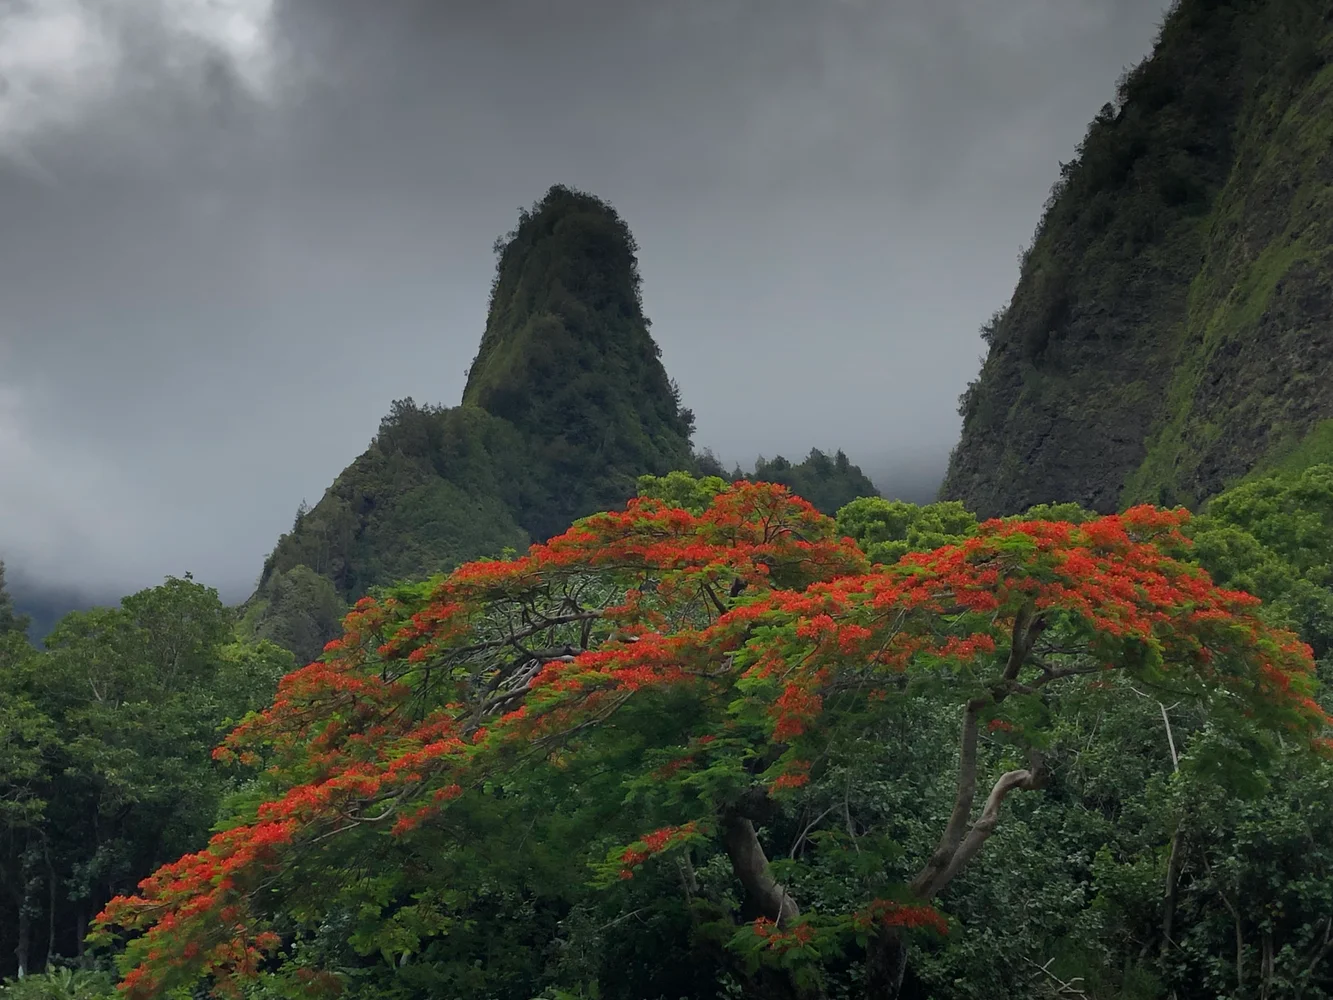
(254, 403, 534, 596)
(246, 186, 879, 659)
(243, 402, 535, 662)
(943, 0, 1333, 517)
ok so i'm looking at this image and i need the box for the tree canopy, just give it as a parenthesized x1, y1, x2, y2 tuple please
(0, 561, 32, 638)
(95, 482, 1328, 1000)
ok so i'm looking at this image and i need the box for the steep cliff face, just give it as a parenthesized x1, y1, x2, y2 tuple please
(943, 0, 1333, 517)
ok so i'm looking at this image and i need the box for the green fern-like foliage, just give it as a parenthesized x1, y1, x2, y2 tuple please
(0, 969, 116, 1000)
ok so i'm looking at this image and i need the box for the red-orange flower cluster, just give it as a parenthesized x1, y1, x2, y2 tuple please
(617, 822, 700, 879)
(852, 899, 950, 936)
(752, 916, 817, 953)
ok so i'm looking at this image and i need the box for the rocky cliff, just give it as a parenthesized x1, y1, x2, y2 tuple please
(943, 0, 1333, 517)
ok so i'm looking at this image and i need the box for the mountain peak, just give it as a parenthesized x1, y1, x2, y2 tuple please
(245, 186, 878, 660)
(464, 184, 695, 536)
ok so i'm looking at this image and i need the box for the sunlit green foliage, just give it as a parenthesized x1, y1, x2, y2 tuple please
(1191, 463, 1333, 657)
(636, 470, 729, 514)
(835, 496, 977, 564)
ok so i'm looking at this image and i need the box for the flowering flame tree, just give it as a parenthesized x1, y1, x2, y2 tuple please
(94, 482, 1329, 999)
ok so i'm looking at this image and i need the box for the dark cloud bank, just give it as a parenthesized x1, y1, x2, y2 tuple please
(0, 0, 1171, 611)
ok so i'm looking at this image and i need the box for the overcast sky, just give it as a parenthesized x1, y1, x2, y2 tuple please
(0, 0, 1170, 604)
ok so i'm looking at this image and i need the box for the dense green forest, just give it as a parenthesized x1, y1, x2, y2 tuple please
(5, 0, 1333, 997)
(0, 570, 294, 991)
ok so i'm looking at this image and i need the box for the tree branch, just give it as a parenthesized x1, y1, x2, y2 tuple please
(722, 812, 799, 926)
(908, 694, 987, 897)
(924, 754, 1050, 898)
(910, 604, 1041, 898)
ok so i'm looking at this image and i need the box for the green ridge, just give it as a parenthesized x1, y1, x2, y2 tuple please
(943, 0, 1333, 517)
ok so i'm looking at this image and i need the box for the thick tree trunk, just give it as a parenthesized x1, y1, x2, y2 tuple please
(911, 754, 1049, 900)
(864, 927, 909, 999)
(722, 812, 799, 925)
(14, 908, 29, 979)
(889, 610, 1050, 995)
(910, 608, 1046, 900)
(717, 797, 818, 998)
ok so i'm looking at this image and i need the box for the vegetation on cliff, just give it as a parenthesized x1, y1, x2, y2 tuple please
(462, 185, 697, 539)
(945, 0, 1333, 517)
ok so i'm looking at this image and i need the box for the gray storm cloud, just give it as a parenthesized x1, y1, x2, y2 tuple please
(0, 0, 279, 165)
(0, 0, 1172, 605)
(0, 0, 283, 595)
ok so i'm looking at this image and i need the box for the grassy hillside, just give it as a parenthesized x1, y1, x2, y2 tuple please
(944, 0, 1333, 517)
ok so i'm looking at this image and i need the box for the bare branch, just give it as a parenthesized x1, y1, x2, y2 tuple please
(789, 805, 839, 859)
(1160, 701, 1179, 771)
(1024, 956, 1088, 998)
(924, 754, 1050, 898)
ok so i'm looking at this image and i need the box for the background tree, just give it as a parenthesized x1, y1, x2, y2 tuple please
(0, 561, 32, 638)
(0, 578, 292, 983)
